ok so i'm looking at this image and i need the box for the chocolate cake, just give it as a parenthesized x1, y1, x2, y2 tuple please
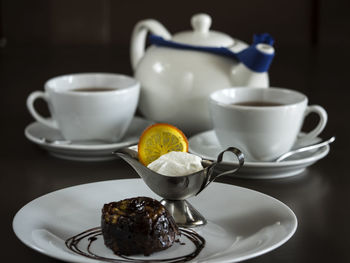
(101, 196, 179, 256)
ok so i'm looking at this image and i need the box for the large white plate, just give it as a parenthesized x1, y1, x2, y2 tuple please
(13, 179, 297, 263)
(25, 117, 152, 161)
(189, 130, 330, 179)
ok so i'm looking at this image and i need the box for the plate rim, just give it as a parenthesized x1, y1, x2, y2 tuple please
(13, 178, 298, 263)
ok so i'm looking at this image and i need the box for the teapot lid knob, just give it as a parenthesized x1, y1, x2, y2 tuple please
(172, 13, 234, 47)
(191, 13, 212, 33)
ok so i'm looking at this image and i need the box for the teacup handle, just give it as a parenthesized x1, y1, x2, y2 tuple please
(26, 91, 58, 129)
(296, 105, 328, 146)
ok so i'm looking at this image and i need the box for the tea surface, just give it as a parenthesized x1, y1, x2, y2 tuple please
(232, 101, 285, 107)
(71, 87, 117, 92)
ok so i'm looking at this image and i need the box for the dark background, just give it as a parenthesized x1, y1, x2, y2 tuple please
(1, 0, 350, 262)
(1, 0, 349, 132)
(2, 0, 350, 47)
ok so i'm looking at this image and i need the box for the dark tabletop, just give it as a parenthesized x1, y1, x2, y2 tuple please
(1, 45, 349, 263)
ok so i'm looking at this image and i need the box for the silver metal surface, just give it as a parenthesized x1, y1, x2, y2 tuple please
(161, 199, 207, 228)
(276, 136, 335, 162)
(113, 146, 244, 227)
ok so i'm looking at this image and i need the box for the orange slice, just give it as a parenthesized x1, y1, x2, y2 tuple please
(138, 123, 188, 166)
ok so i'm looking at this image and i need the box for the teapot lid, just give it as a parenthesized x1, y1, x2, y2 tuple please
(172, 14, 235, 47)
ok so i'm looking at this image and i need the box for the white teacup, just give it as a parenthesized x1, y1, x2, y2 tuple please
(209, 87, 328, 162)
(27, 73, 140, 142)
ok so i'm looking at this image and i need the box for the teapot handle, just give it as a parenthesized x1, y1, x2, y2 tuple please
(130, 19, 171, 71)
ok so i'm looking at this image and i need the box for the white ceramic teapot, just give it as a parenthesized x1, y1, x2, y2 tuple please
(131, 13, 275, 134)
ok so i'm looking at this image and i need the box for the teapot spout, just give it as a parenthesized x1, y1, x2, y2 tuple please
(231, 34, 275, 87)
(231, 62, 271, 87)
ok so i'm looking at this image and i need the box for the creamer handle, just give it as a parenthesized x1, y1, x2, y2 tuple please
(195, 147, 244, 196)
(214, 147, 245, 177)
(130, 19, 171, 71)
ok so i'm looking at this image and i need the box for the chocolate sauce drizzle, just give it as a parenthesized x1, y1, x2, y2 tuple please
(65, 227, 205, 263)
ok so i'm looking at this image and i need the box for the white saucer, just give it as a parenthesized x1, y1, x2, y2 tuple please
(25, 117, 153, 161)
(13, 178, 297, 263)
(189, 130, 330, 179)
